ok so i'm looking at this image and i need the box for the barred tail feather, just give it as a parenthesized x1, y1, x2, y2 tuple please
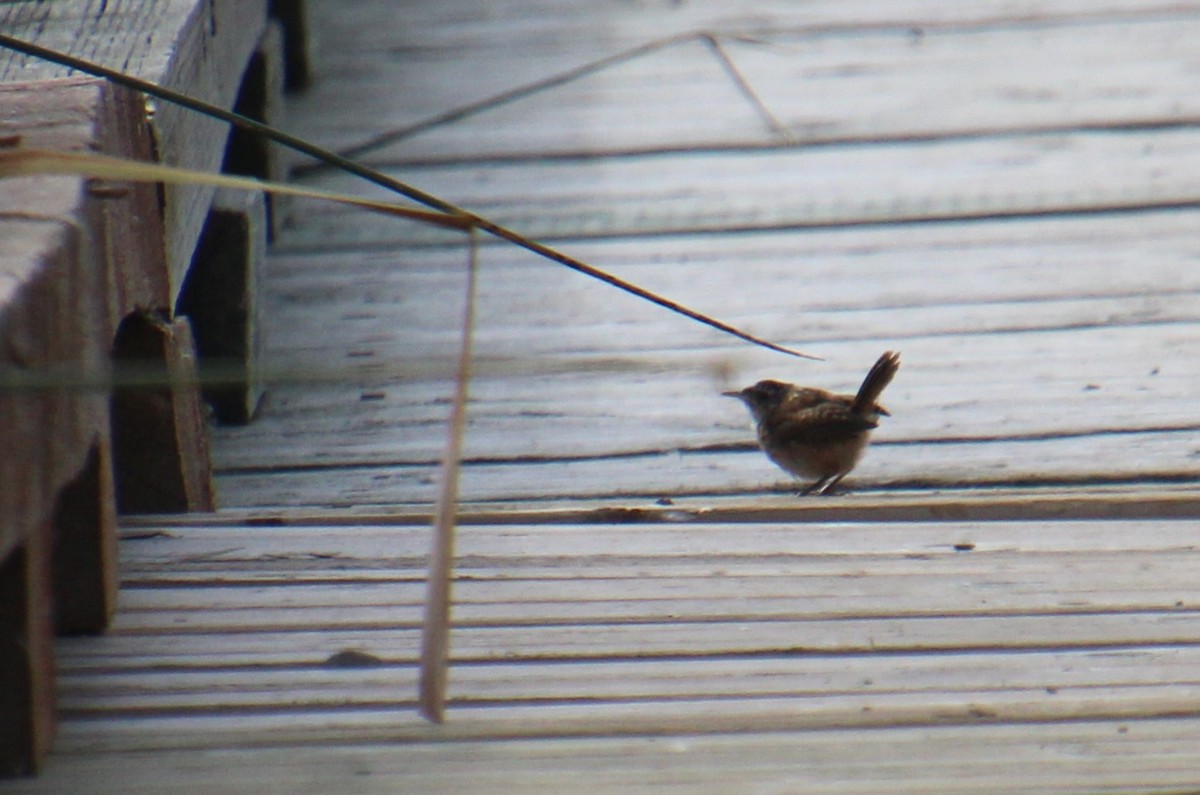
(854, 351, 901, 412)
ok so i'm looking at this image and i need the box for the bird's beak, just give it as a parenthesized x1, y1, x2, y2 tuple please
(876, 404, 891, 416)
(722, 390, 744, 399)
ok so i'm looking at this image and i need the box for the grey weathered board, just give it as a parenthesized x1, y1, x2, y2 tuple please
(0, 0, 270, 298)
(13, 727, 1200, 794)
(287, 128, 1200, 245)
(10, 516, 1200, 793)
(203, 0, 1200, 509)
(212, 210, 1200, 506)
(285, 0, 1200, 156)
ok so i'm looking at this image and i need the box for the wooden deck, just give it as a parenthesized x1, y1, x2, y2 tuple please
(12, 0, 1200, 790)
(13, 513, 1200, 793)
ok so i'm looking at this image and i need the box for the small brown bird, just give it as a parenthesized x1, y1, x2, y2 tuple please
(725, 351, 901, 496)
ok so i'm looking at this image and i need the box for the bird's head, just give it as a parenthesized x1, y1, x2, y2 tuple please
(723, 379, 793, 422)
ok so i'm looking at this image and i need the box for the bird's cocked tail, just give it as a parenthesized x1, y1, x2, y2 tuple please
(853, 351, 901, 414)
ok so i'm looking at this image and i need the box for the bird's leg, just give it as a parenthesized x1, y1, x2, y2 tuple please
(815, 472, 848, 496)
(799, 475, 834, 497)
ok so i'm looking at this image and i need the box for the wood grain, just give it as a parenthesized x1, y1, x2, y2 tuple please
(0, 0, 270, 298)
(11, 513, 1200, 792)
(213, 211, 1200, 503)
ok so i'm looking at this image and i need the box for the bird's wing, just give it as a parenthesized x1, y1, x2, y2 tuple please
(767, 402, 878, 447)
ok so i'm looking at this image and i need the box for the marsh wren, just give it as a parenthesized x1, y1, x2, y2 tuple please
(725, 351, 901, 496)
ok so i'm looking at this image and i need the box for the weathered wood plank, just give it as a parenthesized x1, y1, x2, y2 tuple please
(0, 74, 191, 775)
(115, 483, 1200, 528)
(123, 518, 1200, 564)
(110, 313, 215, 514)
(206, 203, 1200, 507)
(50, 440, 119, 635)
(286, 126, 1200, 247)
(260, 226, 1200, 328)
(47, 610, 1200, 669)
(178, 187, 269, 424)
(212, 0, 1200, 514)
(48, 646, 1200, 712)
(211, 428, 1199, 506)
(112, 557, 1200, 605)
(0, 528, 55, 776)
(53, 518, 1200, 707)
(44, 679, 1200, 752)
(207, 327, 1199, 502)
(8, 719, 1197, 793)
(291, 0, 1200, 157)
(41, 511, 1200, 744)
(361, 17, 1200, 163)
(0, 0, 270, 297)
(0, 80, 122, 564)
(111, 518, 1200, 562)
(32, 689, 1200, 756)
(205, 352, 1198, 466)
(249, 211, 1200, 376)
